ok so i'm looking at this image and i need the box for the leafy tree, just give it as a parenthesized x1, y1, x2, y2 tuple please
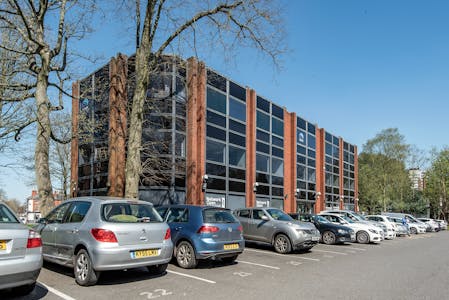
(424, 148, 449, 220)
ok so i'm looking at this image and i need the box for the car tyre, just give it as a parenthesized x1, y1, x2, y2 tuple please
(273, 233, 292, 254)
(147, 263, 168, 274)
(74, 249, 100, 286)
(176, 241, 197, 269)
(356, 231, 369, 244)
(322, 231, 336, 245)
(410, 227, 418, 235)
(13, 282, 36, 296)
(221, 255, 238, 264)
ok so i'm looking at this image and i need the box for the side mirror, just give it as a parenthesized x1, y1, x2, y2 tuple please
(261, 215, 269, 221)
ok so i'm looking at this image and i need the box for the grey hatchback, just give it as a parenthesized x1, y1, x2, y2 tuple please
(234, 207, 321, 254)
(35, 197, 173, 286)
(0, 201, 42, 295)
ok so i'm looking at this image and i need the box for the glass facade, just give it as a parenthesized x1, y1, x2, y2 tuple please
(342, 142, 356, 210)
(296, 117, 317, 213)
(324, 132, 340, 209)
(205, 69, 247, 208)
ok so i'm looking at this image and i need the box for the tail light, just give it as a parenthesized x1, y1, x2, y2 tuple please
(91, 228, 118, 243)
(164, 228, 171, 240)
(237, 225, 243, 232)
(27, 230, 42, 248)
(197, 225, 219, 234)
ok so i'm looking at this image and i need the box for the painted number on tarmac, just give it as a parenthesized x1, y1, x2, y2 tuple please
(233, 271, 252, 277)
(288, 261, 302, 266)
(140, 289, 173, 299)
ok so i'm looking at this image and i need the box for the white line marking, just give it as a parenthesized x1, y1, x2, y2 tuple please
(323, 255, 334, 258)
(38, 282, 76, 300)
(244, 248, 320, 261)
(166, 270, 216, 284)
(319, 245, 366, 251)
(312, 249, 347, 256)
(236, 260, 280, 270)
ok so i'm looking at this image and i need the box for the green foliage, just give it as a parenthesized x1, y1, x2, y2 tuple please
(424, 148, 449, 219)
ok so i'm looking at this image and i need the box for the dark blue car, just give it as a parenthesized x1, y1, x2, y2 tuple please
(156, 205, 244, 268)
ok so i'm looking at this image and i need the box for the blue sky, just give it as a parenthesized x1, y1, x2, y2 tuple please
(1, 0, 449, 202)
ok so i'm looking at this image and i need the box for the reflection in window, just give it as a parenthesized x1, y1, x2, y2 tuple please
(256, 111, 270, 131)
(206, 140, 225, 163)
(207, 87, 226, 114)
(229, 97, 246, 122)
(272, 158, 283, 177)
(256, 154, 270, 173)
(272, 118, 284, 137)
(229, 146, 246, 168)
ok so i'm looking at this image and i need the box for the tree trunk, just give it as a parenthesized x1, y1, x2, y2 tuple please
(35, 53, 54, 215)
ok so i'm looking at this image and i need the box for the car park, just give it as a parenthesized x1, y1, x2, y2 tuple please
(318, 213, 382, 244)
(155, 205, 244, 268)
(35, 197, 173, 286)
(0, 201, 43, 295)
(234, 207, 320, 254)
(417, 218, 440, 232)
(365, 215, 396, 239)
(289, 213, 356, 245)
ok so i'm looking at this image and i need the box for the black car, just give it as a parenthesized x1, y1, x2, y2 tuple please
(289, 213, 356, 245)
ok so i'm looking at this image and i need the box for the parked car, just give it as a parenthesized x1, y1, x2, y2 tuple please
(386, 217, 409, 236)
(323, 209, 387, 240)
(35, 197, 173, 286)
(155, 205, 244, 268)
(436, 219, 447, 230)
(234, 208, 320, 254)
(417, 218, 440, 232)
(365, 215, 396, 239)
(0, 201, 42, 295)
(382, 212, 426, 234)
(318, 213, 382, 244)
(289, 213, 356, 245)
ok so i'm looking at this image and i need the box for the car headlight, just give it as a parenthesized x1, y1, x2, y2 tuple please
(296, 229, 305, 235)
(368, 229, 377, 234)
(337, 229, 348, 234)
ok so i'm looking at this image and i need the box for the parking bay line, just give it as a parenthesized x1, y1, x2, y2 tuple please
(318, 245, 366, 251)
(236, 260, 280, 270)
(312, 249, 347, 256)
(167, 270, 216, 284)
(244, 248, 320, 261)
(38, 282, 76, 300)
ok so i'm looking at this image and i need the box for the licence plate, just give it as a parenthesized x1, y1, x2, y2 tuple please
(224, 243, 239, 250)
(0, 241, 6, 250)
(131, 249, 159, 259)
(312, 236, 320, 242)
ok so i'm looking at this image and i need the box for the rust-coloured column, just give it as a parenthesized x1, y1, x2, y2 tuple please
(70, 82, 80, 197)
(196, 62, 206, 205)
(283, 111, 296, 213)
(108, 54, 128, 197)
(315, 128, 325, 213)
(339, 138, 344, 209)
(354, 145, 359, 212)
(245, 89, 256, 208)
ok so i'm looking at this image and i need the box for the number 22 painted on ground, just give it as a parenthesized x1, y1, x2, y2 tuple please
(140, 289, 173, 299)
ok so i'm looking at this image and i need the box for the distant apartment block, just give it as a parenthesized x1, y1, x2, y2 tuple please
(26, 190, 63, 222)
(409, 168, 425, 191)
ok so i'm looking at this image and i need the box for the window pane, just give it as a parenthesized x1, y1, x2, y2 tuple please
(207, 110, 226, 128)
(308, 123, 316, 134)
(207, 178, 226, 190)
(207, 125, 226, 141)
(229, 167, 245, 180)
(308, 134, 316, 149)
(229, 132, 246, 147)
(256, 111, 270, 131)
(297, 130, 306, 145)
(206, 163, 226, 177)
(256, 130, 270, 142)
(229, 81, 246, 101)
(175, 134, 186, 157)
(207, 87, 226, 114)
(206, 139, 225, 163)
(229, 181, 245, 193)
(256, 154, 270, 173)
(308, 168, 316, 183)
(272, 104, 284, 120)
(272, 147, 283, 158)
(272, 118, 284, 136)
(272, 136, 283, 148)
(297, 117, 306, 130)
(272, 158, 283, 176)
(229, 119, 246, 134)
(229, 97, 246, 122)
(297, 165, 306, 180)
(207, 70, 226, 92)
(272, 176, 284, 186)
(256, 141, 270, 154)
(256, 96, 270, 112)
(229, 146, 246, 168)
(256, 172, 270, 183)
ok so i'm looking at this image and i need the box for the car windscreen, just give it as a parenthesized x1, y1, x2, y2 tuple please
(341, 215, 354, 223)
(203, 208, 238, 223)
(266, 209, 293, 221)
(102, 203, 163, 223)
(0, 204, 19, 223)
(353, 212, 367, 221)
(314, 215, 330, 223)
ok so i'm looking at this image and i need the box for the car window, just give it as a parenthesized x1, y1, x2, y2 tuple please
(102, 203, 162, 223)
(314, 215, 329, 223)
(266, 209, 293, 221)
(253, 209, 267, 220)
(166, 208, 189, 223)
(238, 209, 251, 218)
(155, 207, 168, 219)
(0, 204, 19, 223)
(66, 201, 91, 223)
(46, 203, 71, 223)
(203, 209, 237, 223)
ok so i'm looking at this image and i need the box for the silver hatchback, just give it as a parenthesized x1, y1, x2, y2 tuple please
(234, 207, 320, 254)
(35, 197, 173, 286)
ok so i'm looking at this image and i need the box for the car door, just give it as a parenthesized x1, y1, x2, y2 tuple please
(236, 209, 252, 239)
(250, 209, 271, 243)
(39, 203, 72, 260)
(54, 201, 92, 263)
(166, 207, 189, 246)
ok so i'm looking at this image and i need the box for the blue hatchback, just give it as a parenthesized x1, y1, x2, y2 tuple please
(156, 205, 244, 268)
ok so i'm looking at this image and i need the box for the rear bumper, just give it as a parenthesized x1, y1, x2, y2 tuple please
(336, 233, 356, 243)
(194, 239, 245, 259)
(0, 252, 42, 290)
(90, 242, 173, 271)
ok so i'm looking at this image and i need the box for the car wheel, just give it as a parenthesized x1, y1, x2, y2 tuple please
(356, 231, 369, 244)
(221, 255, 238, 264)
(410, 227, 418, 235)
(176, 241, 197, 269)
(273, 233, 292, 254)
(13, 282, 36, 296)
(74, 249, 100, 286)
(147, 263, 168, 274)
(322, 231, 336, 245)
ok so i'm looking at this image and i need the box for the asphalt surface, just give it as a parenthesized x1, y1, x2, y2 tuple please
(2, 231, 448, 300)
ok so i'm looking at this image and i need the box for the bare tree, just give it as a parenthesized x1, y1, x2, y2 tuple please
(122, 0, 286, 198)
(50, 112, 71, 199)
(0, 1, 96, 214)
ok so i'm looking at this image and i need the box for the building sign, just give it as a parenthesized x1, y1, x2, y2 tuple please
(205, 194, 226, 208)
(256, 199, 270, 208)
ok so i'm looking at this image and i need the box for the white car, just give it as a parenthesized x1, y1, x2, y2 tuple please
(318, 213, 382, 244)
(382, 213, 426, 234)
(418, 218, 440, 232)
(366, 215, 396, 239)
(436, 219, 447, 230)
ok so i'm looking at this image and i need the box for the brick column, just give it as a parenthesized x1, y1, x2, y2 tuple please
(245, 89, 256, 207)
(283, 111, 296, 213)
(70, 82, 80, 197)
(108, 54, 128, 197)
(196, 62, 206, 205)
(339, 138, 344, 209)
(315, 128, 325, 213)
(354, 145, 359, 212)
